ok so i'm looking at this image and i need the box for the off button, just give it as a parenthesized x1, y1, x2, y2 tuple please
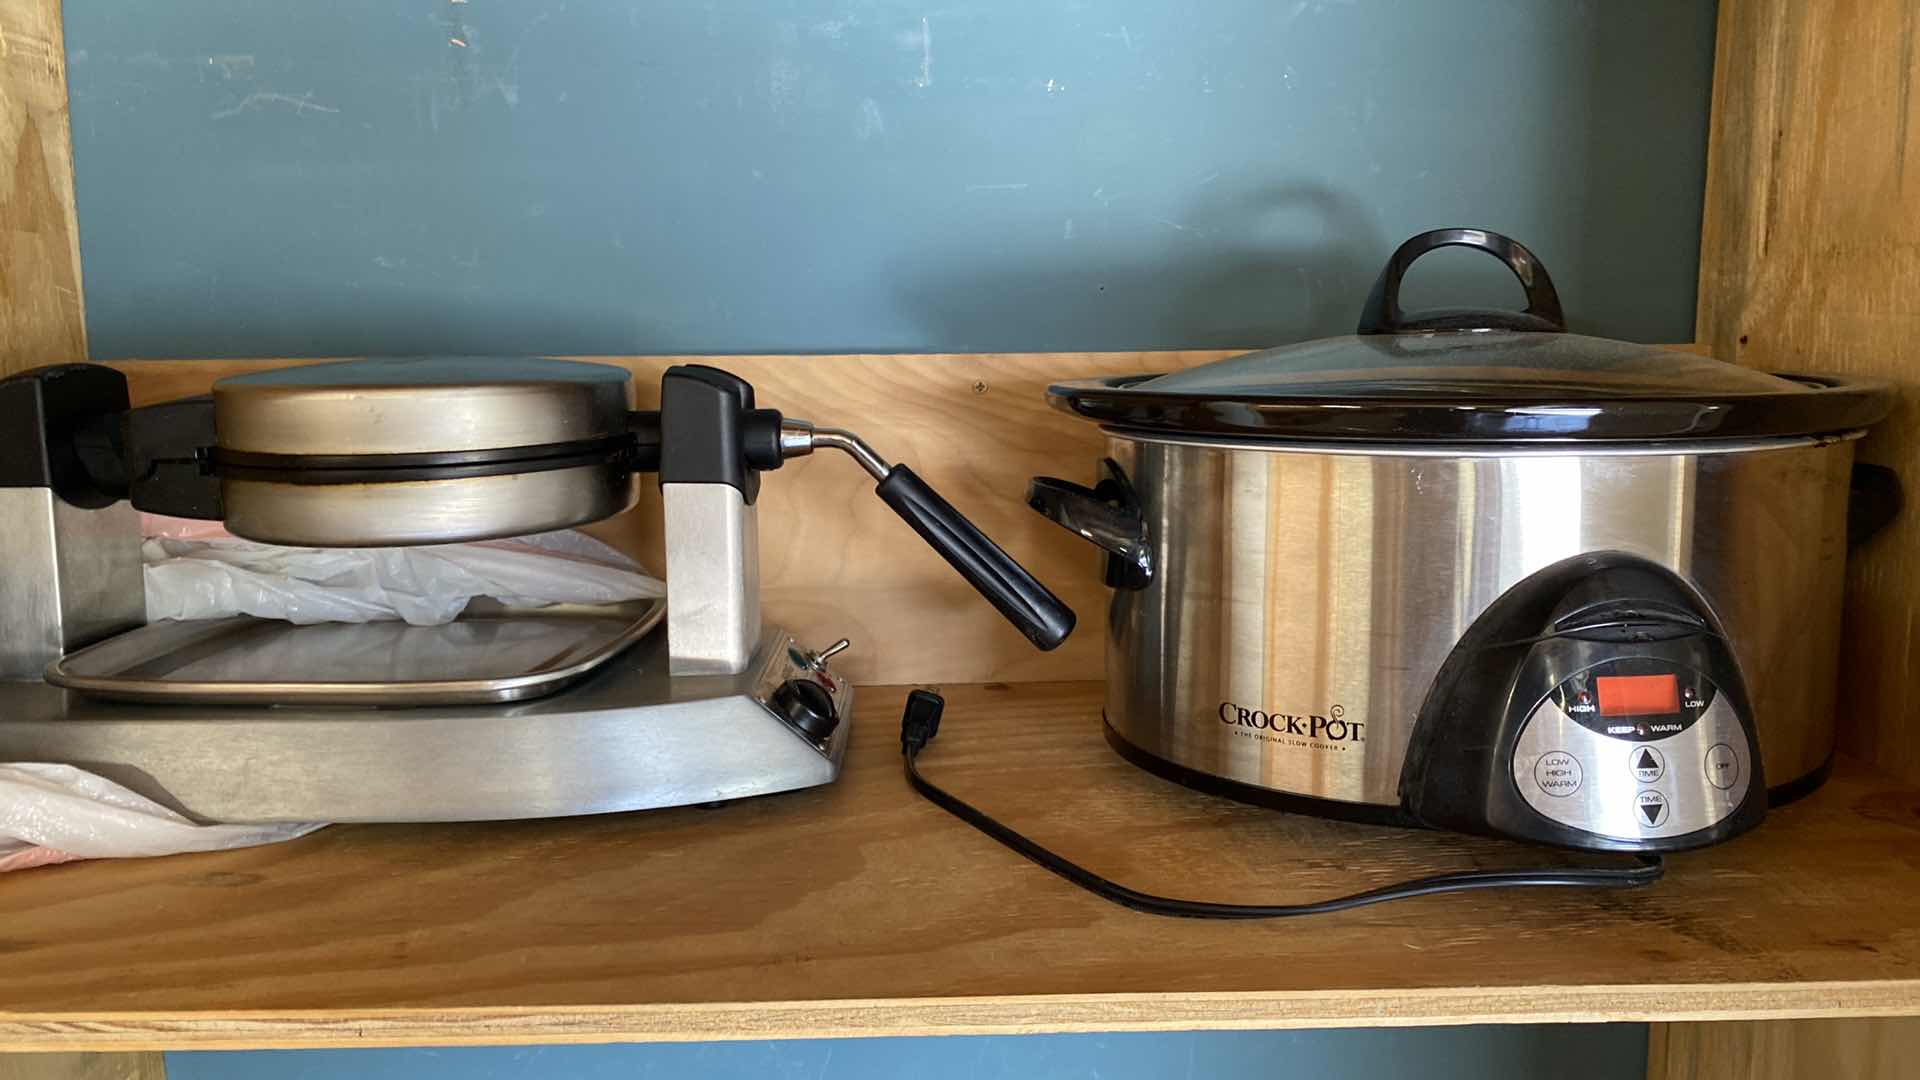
(1535, 751, 1583, 797)
(1706, 743, 1740, 790)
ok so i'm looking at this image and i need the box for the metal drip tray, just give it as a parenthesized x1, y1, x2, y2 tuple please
(45, 599, 665, 706)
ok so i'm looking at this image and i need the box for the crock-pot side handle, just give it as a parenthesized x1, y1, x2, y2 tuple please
(1355, 227, 1569, 336)
(1849, 462, 1904, 549)
(1027, 459, 1153, 590)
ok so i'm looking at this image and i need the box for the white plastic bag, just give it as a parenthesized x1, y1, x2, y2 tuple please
(141, 524, 664, 626)
(0, 764, 322, 873)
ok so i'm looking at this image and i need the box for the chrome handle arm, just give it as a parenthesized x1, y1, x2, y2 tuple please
(777, 418, 1074, 651)
(779, 419, 891, 480)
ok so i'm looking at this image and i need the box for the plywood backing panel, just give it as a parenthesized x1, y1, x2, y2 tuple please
(1696, 0, 1920, 784)
(0, 0, 85, 374)
(1649, 1018, 1920, 1080)
(0, 1054, 163, 1080)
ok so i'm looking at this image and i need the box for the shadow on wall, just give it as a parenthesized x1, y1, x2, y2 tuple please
(897, 182, 1390, 353)
(1566, 8, 1711, 336)
(99, 284, 635, 361)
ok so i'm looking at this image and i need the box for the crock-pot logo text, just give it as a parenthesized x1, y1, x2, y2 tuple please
(1217, 701, 1363, 742)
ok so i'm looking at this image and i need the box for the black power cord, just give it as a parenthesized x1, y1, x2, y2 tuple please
(900, 689, 1664, 919)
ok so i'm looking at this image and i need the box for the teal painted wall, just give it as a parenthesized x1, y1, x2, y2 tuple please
(169, 1026, 1648, 1080)
(64, 0, 1713, 359)
(68, 3, 1708, 1076)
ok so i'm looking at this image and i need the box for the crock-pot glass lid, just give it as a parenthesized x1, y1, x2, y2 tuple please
(1128, 330, 1805, 399)
(1050, 228, 1895, 442)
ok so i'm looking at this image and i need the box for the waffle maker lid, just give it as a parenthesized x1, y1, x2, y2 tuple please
(206, 357, 640, 546)
(213, 356, 633, 456)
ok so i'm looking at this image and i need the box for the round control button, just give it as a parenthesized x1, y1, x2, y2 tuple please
(1705, 743, 1740, 790)
(1534, 751, 1582, 797)
(771, 678, 839, 742)
(1635, 790, 1670, 828)
(1629, 746, 1666, 784)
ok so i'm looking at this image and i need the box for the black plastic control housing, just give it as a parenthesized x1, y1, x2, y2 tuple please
(656, 364, 786, 504)
(122, 396, 223, 519)
(0, 364, 130, 507)
(1400, 554, 1767, 853)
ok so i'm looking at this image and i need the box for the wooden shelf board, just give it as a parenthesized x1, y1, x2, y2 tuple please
(3, 681, 1919, 1050)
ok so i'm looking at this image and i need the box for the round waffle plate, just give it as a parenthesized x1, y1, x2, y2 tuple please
(209, 357, 639, 546)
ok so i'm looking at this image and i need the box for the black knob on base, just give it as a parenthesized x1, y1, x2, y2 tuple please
(772, 678, 838, 742)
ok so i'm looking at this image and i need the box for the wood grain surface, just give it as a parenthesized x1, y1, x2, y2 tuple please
(0, 1055, 163, 1080)
(1649, 1018, 1920, 1080)
(0, 0, 85, 374)
(0, 23, 157, 1073)
(112, 352, 1236, 686)
(0, 681, 1917, 1051)
(1695, 0, 1920, 785)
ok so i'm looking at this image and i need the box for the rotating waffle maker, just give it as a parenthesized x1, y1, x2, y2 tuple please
(0, 359, 1072, 823)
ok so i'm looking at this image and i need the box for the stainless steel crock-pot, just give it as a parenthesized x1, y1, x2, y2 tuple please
(1029, 228, 1899, 852)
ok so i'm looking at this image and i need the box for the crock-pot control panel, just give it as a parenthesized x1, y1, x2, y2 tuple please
(1401, 557, 1767, 853)
(1512, 660, 1752, 841)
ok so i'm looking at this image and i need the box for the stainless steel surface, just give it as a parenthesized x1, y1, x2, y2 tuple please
(776, 419, 892, 480)
(778, 418, 817, 459)
(45, 600, 665, 705)
(663, 482, 761, 676)
(221, 464, 636, 546)
(810, 426, 891, 480)
(1512, 694, 1752, 841)
(0, 491, 144, 679)
(212, 356, 634, 455)
(1099, 430, 1856, 806)
(0, 625, 853, 823)
(1107, 431, 1856, 457)
(810, 638, 852, 667)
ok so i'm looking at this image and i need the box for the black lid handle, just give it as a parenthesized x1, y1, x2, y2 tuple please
(1356, 228, 1567, 335)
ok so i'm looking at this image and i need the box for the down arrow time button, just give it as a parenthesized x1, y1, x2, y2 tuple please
(1635, 790, 1670, 828)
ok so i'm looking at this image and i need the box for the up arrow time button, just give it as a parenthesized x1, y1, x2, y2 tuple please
(1630, 746, 1666, 783)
